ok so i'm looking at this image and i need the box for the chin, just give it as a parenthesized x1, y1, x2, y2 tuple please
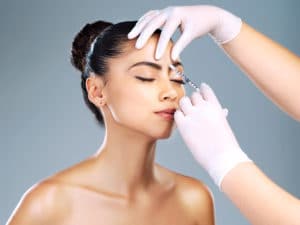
(119, 117, 176, 140)
(158, 133, 172, 140)
(149, 123, 175, 140)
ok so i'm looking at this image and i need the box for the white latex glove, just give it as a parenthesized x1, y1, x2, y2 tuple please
(128, 5, 242, 60)
(175, 83, 251, 188)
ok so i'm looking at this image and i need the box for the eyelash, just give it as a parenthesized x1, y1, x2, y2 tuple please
(135, 76, 185, 85)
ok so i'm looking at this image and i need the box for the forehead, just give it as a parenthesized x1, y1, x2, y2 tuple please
(111, 35, 174, 67)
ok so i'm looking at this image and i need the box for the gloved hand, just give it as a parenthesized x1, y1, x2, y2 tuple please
(175, 83, 251, 188)
(128, 5, 242, 60)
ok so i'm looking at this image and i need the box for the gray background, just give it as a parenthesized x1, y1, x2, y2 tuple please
(1, 0, 300, 224)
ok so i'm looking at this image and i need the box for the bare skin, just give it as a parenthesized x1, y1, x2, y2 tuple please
(223, 22, 300, 121)
(221, 162, 300, 225)
(6, 35, 214, 225)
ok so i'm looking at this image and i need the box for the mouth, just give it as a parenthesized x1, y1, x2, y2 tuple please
(154, 109, 176, 121)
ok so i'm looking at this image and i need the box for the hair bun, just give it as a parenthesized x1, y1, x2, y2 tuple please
(71, 20, 113, 73)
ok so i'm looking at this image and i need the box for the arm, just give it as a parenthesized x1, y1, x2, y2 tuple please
(174, 83, 300, 225)
(128, 5, 300, 121)
(222, 23, 300, 121)
(221, 162, 300, 225)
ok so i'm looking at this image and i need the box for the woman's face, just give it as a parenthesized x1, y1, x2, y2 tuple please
(102, 35, 185, 139)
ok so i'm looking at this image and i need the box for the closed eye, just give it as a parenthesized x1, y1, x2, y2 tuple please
(135, 76, 155, 82)
(171, 79, 186, 85)
(135, 76, 185, 85)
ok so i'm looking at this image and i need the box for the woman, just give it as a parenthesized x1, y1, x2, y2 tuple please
(6, 20, 214, 225)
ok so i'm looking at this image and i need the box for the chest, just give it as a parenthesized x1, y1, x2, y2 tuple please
(62, 192, 196, 225)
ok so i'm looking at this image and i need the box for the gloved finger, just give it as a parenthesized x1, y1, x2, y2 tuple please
(136, 10, 159, 26)
(128, 10, 160, 39)
(178, 96, 193, 115)
(200, 83, 223, 108)
(155, 16, 181, 59)
(131, 11, 161, 41)
(190, 91, 205, 106)
(174, 110, 185, 126)
(171, 28, 193, 60)
(135, 12, 168, 49)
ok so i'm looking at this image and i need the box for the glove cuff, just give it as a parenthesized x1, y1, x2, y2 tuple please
(209, 9, 242, 44)
(207, 147, 252, 189)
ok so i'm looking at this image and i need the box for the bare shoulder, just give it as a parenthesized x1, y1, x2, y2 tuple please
(6, 180, 70, 225)
(176, 173, 215, 225)
(165, 168, 215, 225)
(155, 164, 213, 207)
(7, 158, 95, 225)
(175, 173, 213, 205)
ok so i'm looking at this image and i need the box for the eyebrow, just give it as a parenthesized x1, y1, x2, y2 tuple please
(128, 61, 183, 71)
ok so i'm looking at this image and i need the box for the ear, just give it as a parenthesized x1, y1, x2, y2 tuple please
(86, 74, 107, 108)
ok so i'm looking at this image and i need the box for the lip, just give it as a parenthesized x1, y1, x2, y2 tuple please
(154, 108, 176, 121)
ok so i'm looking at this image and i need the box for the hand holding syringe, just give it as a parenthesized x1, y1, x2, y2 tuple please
(169, 64, 200, 91)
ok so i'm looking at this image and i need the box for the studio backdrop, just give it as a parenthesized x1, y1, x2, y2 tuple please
(1, 0, 300, 224)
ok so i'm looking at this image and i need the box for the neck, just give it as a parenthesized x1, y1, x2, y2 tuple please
(93, 121, 158, 197)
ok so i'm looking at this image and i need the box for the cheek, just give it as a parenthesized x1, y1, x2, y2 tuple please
(105, 81, 154, 122)
(176, 85, 186, 101)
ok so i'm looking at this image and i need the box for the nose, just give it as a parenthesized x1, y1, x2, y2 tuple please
(159, 80, 178, 102)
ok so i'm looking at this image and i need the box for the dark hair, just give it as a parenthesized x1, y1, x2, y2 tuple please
(71, 20, 161, 126)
